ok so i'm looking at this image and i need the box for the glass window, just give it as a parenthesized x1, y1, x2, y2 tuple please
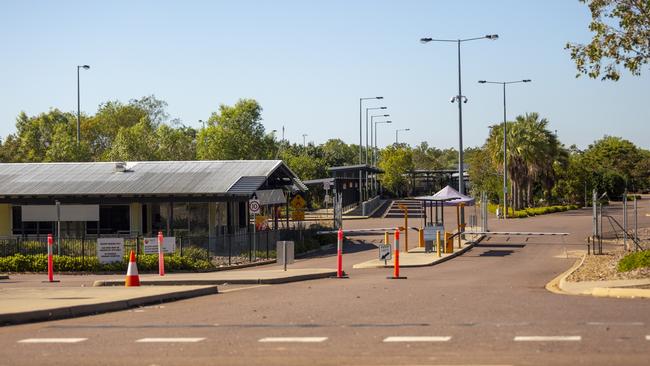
(189, 203, 209, 236)
(172, 202, 189, 236)
(148, 203, 170, 235)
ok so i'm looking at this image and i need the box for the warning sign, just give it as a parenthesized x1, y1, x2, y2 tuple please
(290, 195, 306, 221)
(97, 238, 124, 264)
(143, 236, 176, 254)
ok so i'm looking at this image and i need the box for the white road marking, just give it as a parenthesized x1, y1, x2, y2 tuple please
(258, 337, 328, 343)
(383, 336, 451, 342)
(18, 338, 87, 344)
(646, 335, 650, 341)
(586, 321, 644, 326)
(136, 338, 205, 343)
(514, 336, 581, 342)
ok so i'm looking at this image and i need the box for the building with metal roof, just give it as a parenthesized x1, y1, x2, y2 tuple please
(0, 160, 304, 239)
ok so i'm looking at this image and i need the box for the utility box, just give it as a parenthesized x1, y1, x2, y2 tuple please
(276, 241, 295, 266)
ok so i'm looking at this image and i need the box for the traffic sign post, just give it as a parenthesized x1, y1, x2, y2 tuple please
(249, 197, 261, 262)
(378, 244, 391, 266)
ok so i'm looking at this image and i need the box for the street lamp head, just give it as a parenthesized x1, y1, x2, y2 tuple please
(462, 96, 468, 104)
(386, 121, 392, 124)
(478, 80, 487, 84)
(405, 128, 410, 131)
(81, 65, 90, 69)
(383, 114, 390, 117)
(485, 34, 499, 40)
(380, 106, 387, 109)
(523, 79, 532, 82)
(450, 96, 456, 103)
(420, 37, 433, 44)
(376, 96, 384, 99)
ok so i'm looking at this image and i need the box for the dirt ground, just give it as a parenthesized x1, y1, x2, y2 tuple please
(567, 248, 650, 282)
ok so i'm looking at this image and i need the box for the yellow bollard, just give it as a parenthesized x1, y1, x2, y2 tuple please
(436, 230, 441, 257)
(445, 232, 454, 254)
(384, 232, 389, 246)
(418, 228, 424, 248)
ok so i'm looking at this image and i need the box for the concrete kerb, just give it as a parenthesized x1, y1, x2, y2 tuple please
(93, 270, 338, 287)
(546, 252, 650, 299)
(0, 274, 9, 280)
(353, 234, 485, 269)
(0, 285, 218, 326)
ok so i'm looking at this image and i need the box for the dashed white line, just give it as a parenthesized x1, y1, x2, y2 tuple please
(18, 338, 87, 344)
(383, 336, 452, 342)
(136, 338, 205, 343)
(258, 337, 328, 343)
(514, 336, 581, 342)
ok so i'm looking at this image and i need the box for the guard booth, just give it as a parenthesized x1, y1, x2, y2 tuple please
(413, 185, 475, 252)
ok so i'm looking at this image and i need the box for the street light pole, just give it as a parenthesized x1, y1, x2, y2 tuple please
(76, 65, 90, 144)
(374, 120, 392, 195)
(302, 133, 308, 148)
(359, 97, 383, 204)
(395, 128, 410, 144)
(421, 34, 497, 231)
(478, 79, 531, 219)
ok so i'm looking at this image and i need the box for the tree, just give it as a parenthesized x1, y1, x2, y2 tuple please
(321, 139, 357, 167)
(197, 99, 274, 160)
(566, 0, 650, 80)
(378, 145, 414, 197)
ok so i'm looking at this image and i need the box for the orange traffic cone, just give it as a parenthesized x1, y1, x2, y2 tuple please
(125, 250, 140, 287)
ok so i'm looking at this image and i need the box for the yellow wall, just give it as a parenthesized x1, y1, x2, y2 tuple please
(0, 204, 11, 236)
(129, 203, 142, 235)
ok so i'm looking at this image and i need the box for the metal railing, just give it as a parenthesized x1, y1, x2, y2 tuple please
(0, 228, 322, 266)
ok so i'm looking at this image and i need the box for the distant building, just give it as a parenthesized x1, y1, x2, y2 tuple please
(0, 160, 305, 238)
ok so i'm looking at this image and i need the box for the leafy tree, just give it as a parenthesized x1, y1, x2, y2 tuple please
(566, 0, 650, 80)
(85, 100, 148, 160)
(321, 139, 357, 167)
(378, 145, 414, 197)
(156, 125, 197, 161)
(197, 99, 274, 160)
(108, 119, 157, 161)
(45, 122, 92, 162)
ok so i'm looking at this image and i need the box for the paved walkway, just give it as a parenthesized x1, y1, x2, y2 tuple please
(352, 239, 478, 269)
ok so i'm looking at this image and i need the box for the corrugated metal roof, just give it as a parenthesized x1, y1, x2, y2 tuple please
(0, 160, 303, 197)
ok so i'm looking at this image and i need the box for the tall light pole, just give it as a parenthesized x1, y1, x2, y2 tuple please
(374, 120, 392, 195)
(395, 128, 410, 144)
(366, 107, 387, 164)
(76, 65, 90, 144)
(358, 96, 383, 204)
(302, 133, 308, 148)
(370, 113, 390, 164)
(420, 34, 498, 196)
(478, 79, 531, 219)
(374, 120, 392, 166)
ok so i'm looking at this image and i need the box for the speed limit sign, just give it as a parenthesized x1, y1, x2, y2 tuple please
(249, 199, 261, 214)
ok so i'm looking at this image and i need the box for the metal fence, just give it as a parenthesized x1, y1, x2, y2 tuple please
(0, 228, 318, 266)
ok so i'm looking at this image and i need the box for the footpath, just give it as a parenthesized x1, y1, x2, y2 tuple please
(0, 267, 336, 326)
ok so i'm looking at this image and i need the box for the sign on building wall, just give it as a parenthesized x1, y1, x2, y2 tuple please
(21, 205, 100, 221)
(143, 237, 176, 254)
(97, 238, 124, 264)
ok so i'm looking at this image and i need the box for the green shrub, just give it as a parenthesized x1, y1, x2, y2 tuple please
(618, 250, 650, 272)
(0, 253, 215, 273)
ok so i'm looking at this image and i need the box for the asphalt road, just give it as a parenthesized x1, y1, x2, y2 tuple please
(1, 204, 649, 366)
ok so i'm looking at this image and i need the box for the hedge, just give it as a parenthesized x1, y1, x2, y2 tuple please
(0, 253, 214, 273)
(618, 250, 650, 272)
(487, 204, 580, 219)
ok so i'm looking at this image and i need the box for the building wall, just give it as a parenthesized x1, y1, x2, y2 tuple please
(0, 204, 11, 236)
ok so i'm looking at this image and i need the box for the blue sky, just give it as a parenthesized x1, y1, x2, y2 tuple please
(1, 0, 648, 150)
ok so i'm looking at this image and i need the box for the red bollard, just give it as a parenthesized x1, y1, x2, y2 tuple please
(388, 228, 407, 279)
(158, 231, 165, 276)
(47, 233, 54, 282)
(332, 228, 348, 279)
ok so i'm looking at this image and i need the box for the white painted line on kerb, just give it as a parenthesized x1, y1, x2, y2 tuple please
(383, 336, 452, 342)
(514, 336, 581, 342)
(258, 337, 328, 343)
(136, 338, 205, 343)
(18, 338, 87, 344)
